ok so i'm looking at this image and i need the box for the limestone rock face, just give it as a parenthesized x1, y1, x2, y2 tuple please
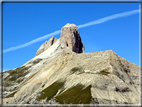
(36, 36, 58, 56)
(2, 50, 140, 105)
(60, 23, 85, 53)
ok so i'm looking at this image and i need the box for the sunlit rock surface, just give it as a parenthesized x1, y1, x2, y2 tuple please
(2, 24, 140, 106)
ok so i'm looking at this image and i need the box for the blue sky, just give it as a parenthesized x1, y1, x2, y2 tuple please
(3, 3, 139, 71)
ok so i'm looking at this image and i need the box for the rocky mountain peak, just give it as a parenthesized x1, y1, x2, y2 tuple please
(62, 23, 78, 31)
(35, 36, 58, 56)
(36, 23, 84, 56)
(60, 23, 85, 53)
(2, 23, 140, 105)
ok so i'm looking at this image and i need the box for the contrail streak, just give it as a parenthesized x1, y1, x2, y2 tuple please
(3, 30, 61, 53)
(77, 9, 139, 28)
(3, 9, 139, 53)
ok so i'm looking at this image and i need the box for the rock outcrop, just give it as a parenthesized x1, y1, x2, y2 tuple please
(36, 23, 84, 56)
(60, 23, 85, 53)
(36, 36, 58, 56)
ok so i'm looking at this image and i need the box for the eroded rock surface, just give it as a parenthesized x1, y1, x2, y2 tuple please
(36, 36, 58, 56)
(60, 23, 85, 53)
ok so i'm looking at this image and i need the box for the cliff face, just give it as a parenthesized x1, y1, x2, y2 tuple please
(60, 23, 85, 53)
(2, 24, 140, 105)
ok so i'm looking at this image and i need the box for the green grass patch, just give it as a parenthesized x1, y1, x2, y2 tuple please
(3, 82, 11, 87)
(97, 70, 110, 75)
(29, 58, 42, 65)
(70, 67, 83, 74)
(36, 81, 64, 101)
(55, 84, 92, 104)
(5, 91, 17, 98)
(16, 78, 24, 83)
(42, 84, 45, 87)
(30, 58, 42, 65)
(3, 66, 31, 87)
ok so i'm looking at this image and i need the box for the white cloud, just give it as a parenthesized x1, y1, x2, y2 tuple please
(3, 9, 140, 53)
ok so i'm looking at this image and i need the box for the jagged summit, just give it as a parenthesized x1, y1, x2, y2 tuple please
(35, 36, 58, 56)
(35, 23, 84, 56)
(60, 23, 84, 53)
(63, 23, 78, 30)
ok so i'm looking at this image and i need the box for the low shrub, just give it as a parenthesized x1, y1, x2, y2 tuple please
(70, 67, 83, 74)
(36, 81, 64, 101)
(3, 66, 31, 87)
(97, 70, 110, 75)
(55, 84, 92, 104)
(32, 59, 42, 65)
(5, 91, 17, 98)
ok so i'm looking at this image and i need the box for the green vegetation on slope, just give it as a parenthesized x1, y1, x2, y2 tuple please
(3, 66, 31, 87)
(70, 67, 84, 74)
(36, 81, 64, 101)
(97, 70, 110, 75)
(5, 91, 17, 98)
(3, 59, 42, 88)
(31, 58, 42, 65)
(55, 84, 92, 104)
